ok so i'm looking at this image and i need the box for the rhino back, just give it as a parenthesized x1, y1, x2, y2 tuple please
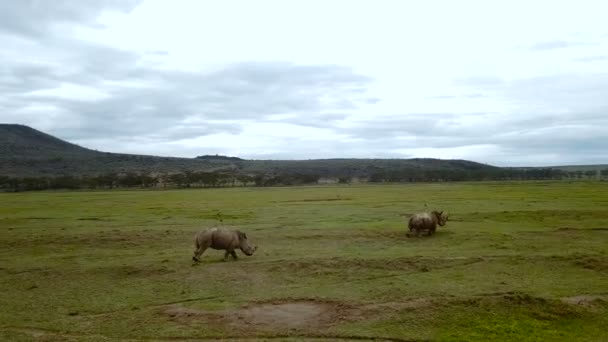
(210, 229, 239, 250)
(410, 213, 436, 229)
(195, 229, 214, 245)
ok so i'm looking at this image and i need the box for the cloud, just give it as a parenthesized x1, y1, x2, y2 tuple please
(464, 93, 487, 98)
(233, 112, 608, 165)
(7, 59, 373, 143)
(1, 1, 606, 166)
(573, 56, 608, 62)
(330, 72, 608, 165)
(0, 1, 374, 151)
(501, 74, 608, 113)
(343, 114, 458, 140)
(0, 0, 141, 37)
(528, 40, 588, 51)
(174, 62, 372, 120)
(428, 95, 457, 100)
(480, 75, 608, 163)
(427, 94, 488, 100)
(453, 76, 504, 87)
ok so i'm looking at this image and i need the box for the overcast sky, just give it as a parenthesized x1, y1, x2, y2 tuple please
(1, 0, 607, 166)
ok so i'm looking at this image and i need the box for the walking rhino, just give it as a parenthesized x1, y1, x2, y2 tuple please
(408, 211, 448, 236)
(192, 227, 257, 262)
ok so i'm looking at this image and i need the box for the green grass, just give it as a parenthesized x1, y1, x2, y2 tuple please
(1, 182, 607, 341)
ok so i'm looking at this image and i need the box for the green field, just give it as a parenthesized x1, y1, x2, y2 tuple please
(1, 182, 607, 341)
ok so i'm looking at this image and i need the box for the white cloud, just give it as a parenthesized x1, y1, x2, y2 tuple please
(25, 83, 111, 101)
(1, 0, 608, 166)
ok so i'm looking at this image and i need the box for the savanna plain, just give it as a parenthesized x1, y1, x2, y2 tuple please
(1, 182, 607, 341)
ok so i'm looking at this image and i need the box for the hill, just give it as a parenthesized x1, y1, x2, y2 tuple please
(0, 124, 97, 158)
(4, 124, 604, 191)
(0, 124, 237, 177)
(0, 124, 498, 180)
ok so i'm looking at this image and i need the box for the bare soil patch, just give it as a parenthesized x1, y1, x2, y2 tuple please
(235, 302, 335, 329)
(162, 299, 359, 332)
(562, 295, 608, 307)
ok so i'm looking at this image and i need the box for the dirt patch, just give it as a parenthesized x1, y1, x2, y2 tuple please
(562, 295, 607, 307)
(162, 299, 358, 332)
(235, 302, 336, 329)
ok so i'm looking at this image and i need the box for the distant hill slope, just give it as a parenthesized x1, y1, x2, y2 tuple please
(0, 124, 98, 158)
(239, 158, 496, 179)
(2, 124, 498, 178)
(0, 124, 236, 177)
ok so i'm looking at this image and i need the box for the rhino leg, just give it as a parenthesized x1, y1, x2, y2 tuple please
(222, 250, 238, 261)
(193, 245, 207, 262)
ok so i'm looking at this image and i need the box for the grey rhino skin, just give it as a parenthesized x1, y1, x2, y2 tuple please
(192, 227, 257, 262)
(408, 211, 448, 236)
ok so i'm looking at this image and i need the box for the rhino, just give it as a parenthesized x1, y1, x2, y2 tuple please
(192, 227, 257, 262)
(408, 211, 448, 236)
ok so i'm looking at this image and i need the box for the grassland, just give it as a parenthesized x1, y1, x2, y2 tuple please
(1, 182, 607, 341)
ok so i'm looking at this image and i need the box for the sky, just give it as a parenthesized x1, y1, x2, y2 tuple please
(1, 0, 607, 166)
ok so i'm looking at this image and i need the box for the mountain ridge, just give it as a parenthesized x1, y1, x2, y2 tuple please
(1, 124, 498, 178)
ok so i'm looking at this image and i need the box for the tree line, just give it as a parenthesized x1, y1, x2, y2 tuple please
(0, 168, 606, 192)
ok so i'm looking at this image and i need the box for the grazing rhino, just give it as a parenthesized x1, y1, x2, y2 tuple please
(192, 227, 257, 262)
(408, 211, 448, 236)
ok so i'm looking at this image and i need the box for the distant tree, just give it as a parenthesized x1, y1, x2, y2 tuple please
(236, 175, 254, 187)
(168, 173, 187, 187)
